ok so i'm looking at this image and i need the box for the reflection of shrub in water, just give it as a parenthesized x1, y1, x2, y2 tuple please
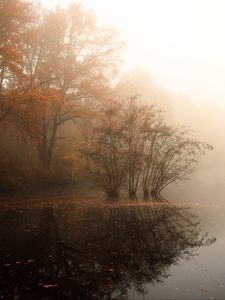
(76, 204, 215, 296)
(0, 204, 216, 299)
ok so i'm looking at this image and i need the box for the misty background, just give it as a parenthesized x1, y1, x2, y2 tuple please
(1, 0, 225, 203)
(38, 0, 225, 202)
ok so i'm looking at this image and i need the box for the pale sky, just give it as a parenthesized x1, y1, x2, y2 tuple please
(40, 0, 225, 103)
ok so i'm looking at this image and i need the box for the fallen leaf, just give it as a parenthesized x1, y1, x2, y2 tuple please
(43, 284, 58, 289)
(198, 288, 208, 294)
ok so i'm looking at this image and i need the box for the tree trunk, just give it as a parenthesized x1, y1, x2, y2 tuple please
(37, 119, 58, 171)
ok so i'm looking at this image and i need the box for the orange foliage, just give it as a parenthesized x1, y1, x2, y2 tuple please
(0, 1, 122, 169)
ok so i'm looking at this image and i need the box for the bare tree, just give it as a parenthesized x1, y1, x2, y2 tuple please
(83, 96, 213, 200)
(142, 125, 213, 200)
(122, 97, 155, 199)
(83, 105, 129, 199)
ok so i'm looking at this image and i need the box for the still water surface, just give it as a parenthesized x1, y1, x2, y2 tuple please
(0, 193, 224, 299)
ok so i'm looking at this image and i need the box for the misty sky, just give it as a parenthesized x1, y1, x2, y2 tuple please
(41, 0, 225, 104)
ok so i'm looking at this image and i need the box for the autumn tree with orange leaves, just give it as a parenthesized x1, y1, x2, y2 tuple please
(0, 2, 122, 170)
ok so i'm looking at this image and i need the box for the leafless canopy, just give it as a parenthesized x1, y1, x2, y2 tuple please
(83, 97, 213, 200)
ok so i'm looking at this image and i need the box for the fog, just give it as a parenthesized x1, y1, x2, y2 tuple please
(36, 0, 225, 203)
(113, 66, 225, 202)
(42, 0, 225, 99)
(1, 0, 225, 202)
(2, 1, 225, 299)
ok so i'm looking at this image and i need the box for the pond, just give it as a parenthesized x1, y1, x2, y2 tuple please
(0, 192, 224, 299)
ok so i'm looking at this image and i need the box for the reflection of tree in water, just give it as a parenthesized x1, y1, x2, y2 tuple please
(0, 203, 215, 299)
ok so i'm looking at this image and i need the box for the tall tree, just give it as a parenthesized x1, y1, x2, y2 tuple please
(8, 3, 122, 170)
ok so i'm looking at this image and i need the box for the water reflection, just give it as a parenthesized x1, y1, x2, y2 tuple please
(0, 202, 215, 299)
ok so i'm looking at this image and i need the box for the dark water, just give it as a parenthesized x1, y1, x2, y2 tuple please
(0, 198, 224, 299)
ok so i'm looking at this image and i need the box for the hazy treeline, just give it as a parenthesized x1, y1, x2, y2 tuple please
(0, 0, 212, 198)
